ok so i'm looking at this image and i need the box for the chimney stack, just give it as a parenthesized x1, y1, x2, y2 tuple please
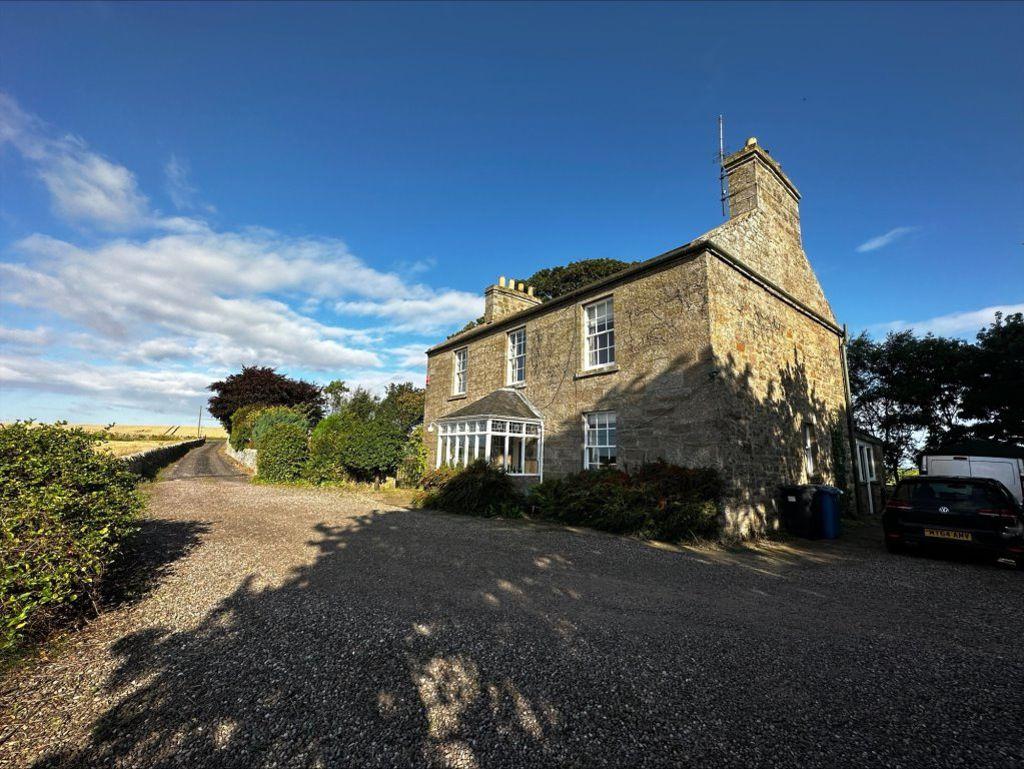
(722, 137, 801, 223)
(483, 276, 542, 324)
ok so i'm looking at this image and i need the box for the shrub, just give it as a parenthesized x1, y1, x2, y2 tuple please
(338, 414, 406, 484)
(252, 406, 309, 450)
(421, 460, 525, 517)
(396, 425, 427, 487)
(256, 422, 309, 482)
(419, 464, 459, 491)
(1, 422, 142, 655)
(527, 461, 723, 540)
(229, 403, 267, 450)
(303, 414, 350, 484)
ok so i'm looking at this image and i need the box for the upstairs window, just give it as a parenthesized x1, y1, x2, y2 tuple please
(453, 347, 467, 395)
(584, 411, 617, 469)
(507, 327, 526, 385)
(584, 297, 615, 369)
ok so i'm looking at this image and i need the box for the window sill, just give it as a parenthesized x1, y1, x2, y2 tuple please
(447, 394, 468, 402)
(574, 364, 619, 380)
(505, 382, 527, 389)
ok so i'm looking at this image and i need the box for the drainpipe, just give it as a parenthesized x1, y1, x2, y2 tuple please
(840, 324, 863, 517)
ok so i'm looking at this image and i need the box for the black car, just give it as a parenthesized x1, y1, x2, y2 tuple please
(882, 476, 1024, 565)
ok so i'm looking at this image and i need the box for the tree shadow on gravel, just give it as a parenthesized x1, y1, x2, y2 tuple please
(33, 505, 1024, 769)
(102, 519, 211, 610)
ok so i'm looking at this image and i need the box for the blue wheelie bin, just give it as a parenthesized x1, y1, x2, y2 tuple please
(814, 486, 843, 539)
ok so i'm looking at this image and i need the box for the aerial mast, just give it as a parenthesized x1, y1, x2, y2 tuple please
(718, 114, 728, 218)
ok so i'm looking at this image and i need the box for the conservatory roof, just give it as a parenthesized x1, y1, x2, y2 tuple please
(440, 388, 543, 421)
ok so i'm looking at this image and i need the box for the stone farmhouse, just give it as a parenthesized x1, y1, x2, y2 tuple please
(424, 138, 858, 534)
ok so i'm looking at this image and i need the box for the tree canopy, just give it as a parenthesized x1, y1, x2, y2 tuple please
(207, 366, 324, 429)
(848, 312, 1023, 481)
(525, 258, 637, 301)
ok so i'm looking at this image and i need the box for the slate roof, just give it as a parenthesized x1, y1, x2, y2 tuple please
(440, 388, 542, 421)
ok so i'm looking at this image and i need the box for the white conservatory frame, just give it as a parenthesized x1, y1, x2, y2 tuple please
(434, 415, 544, 479)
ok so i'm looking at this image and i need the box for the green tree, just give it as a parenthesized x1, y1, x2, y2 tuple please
(961, 312, 1024, 443)
(208, 366, 323, 429)
(525, 258, 636, 301)
(379, 382, 425, 433)
(339, 413, 406, 485)
(323, 380, 351, 415)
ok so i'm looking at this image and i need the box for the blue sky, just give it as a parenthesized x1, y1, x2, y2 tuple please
(1, 1, 1022, 424)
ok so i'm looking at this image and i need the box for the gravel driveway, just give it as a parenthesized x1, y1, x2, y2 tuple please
(2, 441, 1022, 768)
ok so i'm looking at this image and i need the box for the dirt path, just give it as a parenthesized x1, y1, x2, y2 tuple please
(2, 444, 1022, 768)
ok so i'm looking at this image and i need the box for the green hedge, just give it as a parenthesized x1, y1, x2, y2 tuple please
(229, 403, 267, 450)
(420, 460, 525, 517)
(1, 422, 142, 655)
(303, 414, 349, 484)
(252, 406, 309, 450)
(528, 461, 723, 540)
(256, 422, 309, 482)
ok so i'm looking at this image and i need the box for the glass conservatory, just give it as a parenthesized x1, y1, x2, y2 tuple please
(434, 417, 543, 478)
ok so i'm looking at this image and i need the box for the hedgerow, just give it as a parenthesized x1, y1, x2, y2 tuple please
(256, 422, 309, 482)
(229, 403, 268, 450)
(252, 407, 309, 450)
(0, 422, 142, 656)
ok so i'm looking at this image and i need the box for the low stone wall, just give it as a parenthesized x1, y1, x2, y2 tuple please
(224, 442, 257, 471)
(122, 438, 205, 477)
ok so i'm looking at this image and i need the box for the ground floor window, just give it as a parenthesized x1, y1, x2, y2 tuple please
(584, 411, 617, 469)
(857, 441, 877, 482)
(436, 418, 542, 477)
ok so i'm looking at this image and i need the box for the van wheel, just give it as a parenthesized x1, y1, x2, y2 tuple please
(885, 538, 905, 554)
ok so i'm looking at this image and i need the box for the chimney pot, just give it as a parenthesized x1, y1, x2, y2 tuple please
(527, 286, 535, 296)
(499, 276, 506, 287)
(517, 282, 525, 292)
(746, 137, 758, 147)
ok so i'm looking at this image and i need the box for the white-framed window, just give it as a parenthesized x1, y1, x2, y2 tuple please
(507, 327, 526, 385)
(857, 442, 877, 483)
(435, 418, 542, 477)
(584, 411, 617, 469)
(452, 347, 467, 395)
(584, 297, 615, 369)
(802, 422, 818, 476)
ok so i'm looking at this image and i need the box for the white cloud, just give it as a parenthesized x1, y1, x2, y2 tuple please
(164, 154, 215, 213)
(870, 303, 1024, 337)
(0, 92, 150, 230)
(386, 343, 428, 369)
(0, 353, 214, 404)
(0, 325, 52, 348)
(855, 226, 917, 253)
(337, 292, 483, 333)
(0, 93, 476, 419)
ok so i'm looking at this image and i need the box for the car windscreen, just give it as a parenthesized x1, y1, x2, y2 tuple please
(897, 480, 1004, 513)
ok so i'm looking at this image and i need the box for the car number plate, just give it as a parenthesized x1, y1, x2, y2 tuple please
(924, 528, 971, 542)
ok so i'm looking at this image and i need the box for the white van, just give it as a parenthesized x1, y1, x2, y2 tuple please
(921, 441, 1024, 504)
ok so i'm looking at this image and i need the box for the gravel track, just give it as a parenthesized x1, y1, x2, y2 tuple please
(2, 441, 1022, 768)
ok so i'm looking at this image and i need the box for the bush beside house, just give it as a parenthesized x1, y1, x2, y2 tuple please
(1, 423, 142, 656)
(229, 403, 267, 449)
(419, 459, 724, 541)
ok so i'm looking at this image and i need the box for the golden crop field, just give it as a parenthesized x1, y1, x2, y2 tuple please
(69, 423, 228, 440)
(97, 440, 172, 457)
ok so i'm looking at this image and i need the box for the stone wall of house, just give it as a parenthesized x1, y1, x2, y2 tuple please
(698, 139, 835, 323)
(425, 255, 721, 477)
(706, 256, 851, 535)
